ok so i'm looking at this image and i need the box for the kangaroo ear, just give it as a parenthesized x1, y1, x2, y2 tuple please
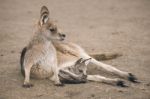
(75, 58, 83, 66)
(83, 58, 91, 65)
(40, 6, 49, 25)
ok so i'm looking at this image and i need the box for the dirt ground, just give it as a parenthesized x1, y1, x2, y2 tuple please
(0, 0, 150, 99)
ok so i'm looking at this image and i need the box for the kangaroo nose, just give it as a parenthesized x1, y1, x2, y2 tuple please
(61, 34, 66, 37)
(83, 74, 87, 79)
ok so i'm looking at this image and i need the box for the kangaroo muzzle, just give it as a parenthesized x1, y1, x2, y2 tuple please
(59, 33, 66, 41)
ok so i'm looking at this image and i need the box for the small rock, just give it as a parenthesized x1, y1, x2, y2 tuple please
(118, 90, 124, 93)
(89, 25, 95, 29)
(11, 50, 15, 53)
(27, 11, 32, 14)
(146, 83, 150, 86)
(91, 94, 95, 97)
(36, 94, 44, 97)
(91, 49, 95, 51)
(140, 88, 146, 90)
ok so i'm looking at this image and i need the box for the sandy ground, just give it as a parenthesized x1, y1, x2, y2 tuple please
(0, 0, 150, 99)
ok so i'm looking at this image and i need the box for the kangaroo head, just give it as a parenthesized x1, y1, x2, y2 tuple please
(74, 58, 91, 76)
(38, 6, 66, 41)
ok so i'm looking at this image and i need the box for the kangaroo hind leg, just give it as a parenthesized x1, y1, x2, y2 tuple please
(81, 53, 138, 82)
(87, 75, 127, 87)
(23, 62, 34, 88)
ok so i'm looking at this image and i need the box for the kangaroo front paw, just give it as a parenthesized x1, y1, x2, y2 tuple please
(54, 81, 64, 86)
(22, 83, 33, 88)
(116, 80, 128, 87)
(128, 73, 140, 83)
(55, 83, 64, 86)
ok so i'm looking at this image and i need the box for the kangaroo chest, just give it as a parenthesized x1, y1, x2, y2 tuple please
(30, 42, 57, 79)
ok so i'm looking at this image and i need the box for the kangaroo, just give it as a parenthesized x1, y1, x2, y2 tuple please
(20, 6, 139, 88)
(59, 58, 91, 84)
(21, 6, 66, 87)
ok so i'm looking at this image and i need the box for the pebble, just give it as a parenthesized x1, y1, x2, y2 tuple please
(11, 50, 15, 53)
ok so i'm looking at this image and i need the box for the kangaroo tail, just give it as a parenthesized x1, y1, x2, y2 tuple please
(20, 47, 27, 77)
(89, 52, 122, 61)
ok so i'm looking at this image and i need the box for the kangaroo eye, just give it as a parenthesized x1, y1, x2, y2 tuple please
(79, 69, 83, 73)
(50, 28, 55, 32)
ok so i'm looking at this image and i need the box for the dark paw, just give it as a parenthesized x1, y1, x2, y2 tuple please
(78, 79, 87, 84)
(82, 75, 87, 79)
(79, 76, 87, 83)
(128, 73, 140, 83)
(116, 80, 128, 87)
(22, 83, 33, 88)
(81, 79, 87, 83)
(55, 83, 64, 87)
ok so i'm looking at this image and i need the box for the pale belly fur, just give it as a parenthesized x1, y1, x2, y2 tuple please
(29, 42, 57, 79)
(30, 64, 53, 79)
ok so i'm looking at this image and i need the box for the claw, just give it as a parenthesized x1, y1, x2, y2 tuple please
(22, 83, 33, 88)
(116, 80, 128, 87)
(128, 73, 140, 83)
(55, 83, 64, 87)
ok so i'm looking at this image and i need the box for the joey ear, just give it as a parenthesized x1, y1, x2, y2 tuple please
(83, 58, 92, 65)
(41, 6, 49, 15)
(40, 6, 49, 25)
(75, 58, 83, 66)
